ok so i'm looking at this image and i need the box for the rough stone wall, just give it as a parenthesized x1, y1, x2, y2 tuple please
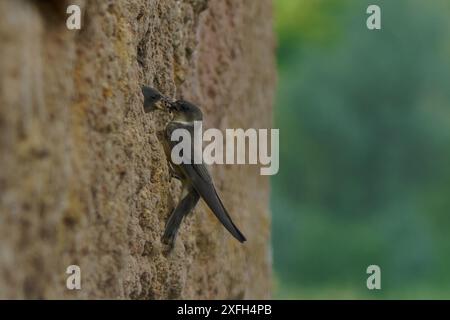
(0, 0, 275, 299)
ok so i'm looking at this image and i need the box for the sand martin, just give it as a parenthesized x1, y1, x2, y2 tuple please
(142, 86, 246, 247)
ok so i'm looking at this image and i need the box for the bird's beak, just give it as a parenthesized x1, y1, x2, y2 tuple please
(154, 101, 165, 110)
(165, 100, 178, 112)
(167, 101, 178, 112)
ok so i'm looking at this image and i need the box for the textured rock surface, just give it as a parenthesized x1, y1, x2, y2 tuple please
(0, 0, 275, 299)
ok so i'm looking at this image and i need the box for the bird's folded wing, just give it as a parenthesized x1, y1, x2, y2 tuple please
(182, 163, 246, 242)
(166, 122, 246, 243)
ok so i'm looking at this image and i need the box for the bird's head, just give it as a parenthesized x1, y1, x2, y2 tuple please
(169, 100, 203, 122)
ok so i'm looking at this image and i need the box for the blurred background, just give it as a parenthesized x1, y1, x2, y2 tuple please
(272, 0, 450, 298)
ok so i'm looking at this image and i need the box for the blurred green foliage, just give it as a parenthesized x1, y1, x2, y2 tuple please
(272, 0, 450, 298)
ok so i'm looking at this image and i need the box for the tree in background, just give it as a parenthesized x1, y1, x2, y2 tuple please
(273, 0, 450, 298)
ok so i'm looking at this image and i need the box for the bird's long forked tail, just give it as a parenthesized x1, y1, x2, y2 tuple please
(161, 189, 200, 247)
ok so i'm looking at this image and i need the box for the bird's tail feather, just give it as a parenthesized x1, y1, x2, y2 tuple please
(161, 190, 200, 247)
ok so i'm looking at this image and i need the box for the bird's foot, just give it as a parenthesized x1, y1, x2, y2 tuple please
(168, 164, 182, 181)
(169, 172, 182, 181)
